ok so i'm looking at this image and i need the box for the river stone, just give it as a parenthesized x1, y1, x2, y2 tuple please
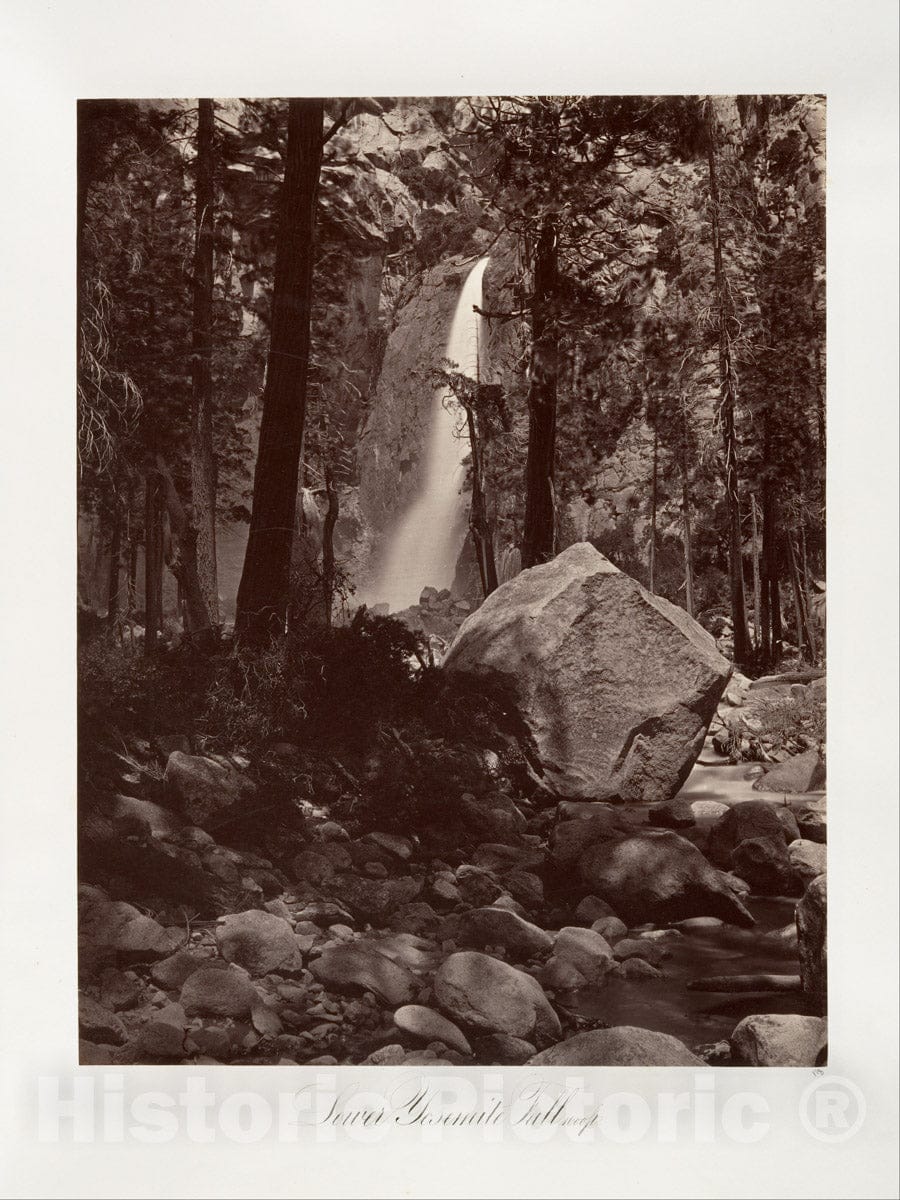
(325, 874, 422, 922)
(573, 895, 619, 924)
(309, 942, 417, 1005)
(611, 938, 667, 966)
(788, 839, 827, 884)
(137, 1003, 189, 1058)
(394, 1005, 472, 1054)
(753, 749, 826, 794)
(473, 1033, 536, 1064)
(730, 1014, 827, 1066)
(796, 874, 827, 1012)
(79, 994, 127, 1045)
(434, 951, 561, 1042)
(444, 543, 730, 801)
(180, 967, 259, 1017)
(730, 836, 802, 896)
(215, 910, 304, 976)
(79, 894, 183, 965)
(528, 1026, 703, 1067)
(453, 907, 553, 959)
(164, 750, 256, 826)
(151, 949, 218, 991)
(648, 798, 696, 829)
(707, 800, 799, 865)
(592, 916, 628, 941)
(549, 812, 629, 868)
(577, 830, 755, 927)
(552, 927, 615, 982)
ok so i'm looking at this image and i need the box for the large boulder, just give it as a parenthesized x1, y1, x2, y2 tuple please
(79, 892, 183, 966)
(527, 1026, 702, 1066)
(434, 951, 561, 1042)
(164, 751, 256, 827)
(707, 800, 800, 864)
(577, 830, 755, 927)
(753, 749, 826, 794)
(309, 942, 417, 1006)
(730, 1014, 827, 1066)
(796, 874, 827, 1013)
(215, 910, 305, 977)
(451, 907, 553, 960)
(444, 543, 730, 801)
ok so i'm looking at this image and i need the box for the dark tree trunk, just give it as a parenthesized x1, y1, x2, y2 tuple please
(750, 493, 762, 659)
(705, 100, 751, 666)
(190, 98, 219, 628)
(465, 405, 499, 598)
(680, 405, 695, 618)
(236, 99, 325, 642)
(321, 464, 339, 629)
(760, 477, 782, 665)
(649, 426, 658, 593)
(144, 472, 164, 655)
(105, 504, 123, 633)
(156, 457, 217, 652)
(521, 215, 558, 569)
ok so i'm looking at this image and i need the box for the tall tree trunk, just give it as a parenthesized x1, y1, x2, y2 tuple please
(787, 533, 815, 662)
(800, 524, 818, 660)
(680, 408, 695, 618)
(105, 503, 122, 633)
(649, 426, 658, 593)
(236, 99, 324, 642)
(521, 215, 558, 569)
(760, 476, 782, 665)
(465, 405, 499, 598)
(156, 456, 217, 651)
(321, 464, 339, 629)
(705, 99, 751, 666)
(190, 98, 219, 628)
(144, 472, 164, 655)
(750, 493, 762, 658)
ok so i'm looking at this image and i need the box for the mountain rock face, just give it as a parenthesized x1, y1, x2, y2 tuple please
(444, 542, 731, 801)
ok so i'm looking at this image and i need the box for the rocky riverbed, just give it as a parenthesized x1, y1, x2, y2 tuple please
(78, 671, 827, 1070)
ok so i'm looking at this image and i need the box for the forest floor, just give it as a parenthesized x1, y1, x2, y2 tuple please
(77, 628, 827, 1068)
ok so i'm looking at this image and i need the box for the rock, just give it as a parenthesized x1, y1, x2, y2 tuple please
(310, 942, 417, 1006)
(215, 910, 304, 976)
(591, 916, 628, 941)
(573, 895, 618, 924)
(434, 951, 561, 1042)
(432, 878, 462, 904)
(691, 800, 730, 821)
(444, 543, 731, 801)
(394, 1005, 472, 1054)
(797, 874, 827, 1012)
(499, 870, 544, 908)
(730, 836, 802, 896)
(788, 839, 827, 884)
(556, 800, 623, 822)
(796, 807, 827, 844)
(753, 749, 826, 794)
(549, 812, 631, 870)
(473, 1033, 536, 1064)
(190, 1025, 236, 1059)
(472, 843, 544, 874)
(648, 798, 695, 829)
(369, 932, 441, 974)
(453, 908, 553, 960)
(454, 865, 504, 907)
(365, 832, 414, 860)
(363, 861, 388, 879)
(80, 1040, 115, 1065)
(79, 894, 183, 965)
(180, 967, 259, 1018)
(164, 751, 256, 827)
(528, 1026, 702, 1066)
(250, 1002, 284, 1038)
(138, 1003, 189, 1058)
(552, 927, 615, 982)
(79, 994, 127, 1045)
(619, 957, 662, 980)
(293, 900, 354, 926)
(612, 938, 667, 966)
(326, 874, 421, 922)
(540, 956, 588, 990)
(291, 849, 337, 886)
(99, 967, 141, 1011)
(577, 830, 755, 927)
(707, 800, 800, 864)
(111, 794, 183, 839)
(459, 792, 526, 844)
(730, 1014, 827, 1066)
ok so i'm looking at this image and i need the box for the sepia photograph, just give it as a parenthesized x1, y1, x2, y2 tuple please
(2, 2, 897, 1197)
(76, 92, 828, 1070)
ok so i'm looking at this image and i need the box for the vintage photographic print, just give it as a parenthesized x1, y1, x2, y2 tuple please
(75, 93, 830, 1072)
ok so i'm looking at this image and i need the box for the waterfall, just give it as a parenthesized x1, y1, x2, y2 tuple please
(369, 256, 490, 611)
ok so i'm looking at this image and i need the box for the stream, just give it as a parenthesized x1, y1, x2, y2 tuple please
(565, 752, 826, 1047)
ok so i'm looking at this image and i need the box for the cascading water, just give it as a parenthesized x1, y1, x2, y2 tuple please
(369, 256, 490, 611)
